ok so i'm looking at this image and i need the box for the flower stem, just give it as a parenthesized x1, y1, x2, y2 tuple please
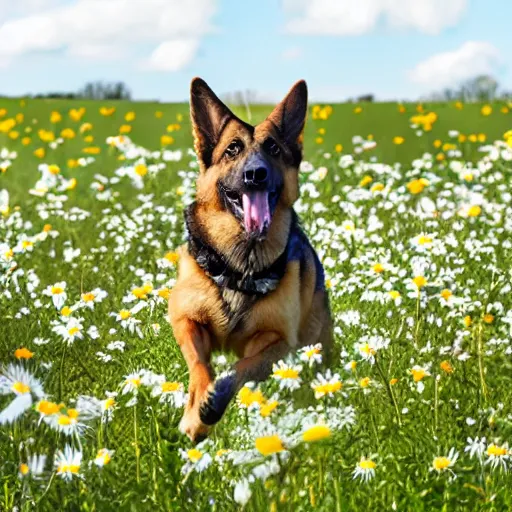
(434, 376, 439, 432)
(414, 294, 421, 348)
(134, 405, 140, 484)
(476, 323, 489, 403)
(58, 344, 68, 401)
(375, 357, 402, 427)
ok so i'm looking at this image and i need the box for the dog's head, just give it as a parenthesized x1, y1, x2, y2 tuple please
(190, 78, 307, 241)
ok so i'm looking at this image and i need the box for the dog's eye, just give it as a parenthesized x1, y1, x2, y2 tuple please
(224, 140, 243, 159)
(263, 138, 281, 157)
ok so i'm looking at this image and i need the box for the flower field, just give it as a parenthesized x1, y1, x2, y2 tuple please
(1, 97, 512, 510)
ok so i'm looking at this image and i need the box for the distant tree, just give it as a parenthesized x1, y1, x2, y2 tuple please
(357, 94, 374, 103)
(33, 92, 78, 99)
(79, 81, 132, 100)
(460, 75, 498, 102)
(425, 74, 500, 103)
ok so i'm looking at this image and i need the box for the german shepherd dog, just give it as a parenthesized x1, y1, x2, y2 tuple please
(168, 78, 333, 442)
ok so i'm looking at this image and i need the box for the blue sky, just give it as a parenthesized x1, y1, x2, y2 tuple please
(0, 0, 510, 102)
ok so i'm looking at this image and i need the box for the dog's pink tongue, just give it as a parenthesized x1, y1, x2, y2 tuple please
(242, 191, 270, 235)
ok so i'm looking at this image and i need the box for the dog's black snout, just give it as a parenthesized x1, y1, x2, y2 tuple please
(244, 167, 268, 186)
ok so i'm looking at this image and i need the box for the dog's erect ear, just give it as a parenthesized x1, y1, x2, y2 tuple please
(267, 80, 308, 147)
(190, 77, 235, 169)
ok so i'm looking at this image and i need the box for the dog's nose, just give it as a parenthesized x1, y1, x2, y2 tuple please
(243, 167, 268, 186)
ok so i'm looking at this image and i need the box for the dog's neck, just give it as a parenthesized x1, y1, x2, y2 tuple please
(185, 202, 296, 295)
(188, 201, 293, 273)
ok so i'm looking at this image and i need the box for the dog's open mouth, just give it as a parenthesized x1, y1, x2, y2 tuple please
(221, 185, 279, 239)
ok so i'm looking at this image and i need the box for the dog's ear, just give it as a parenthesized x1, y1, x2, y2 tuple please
(267, 80, 308, 147)
(190, 77, 235, 170)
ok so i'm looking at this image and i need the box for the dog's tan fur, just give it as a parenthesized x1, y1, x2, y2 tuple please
(168, 78, 333, 442)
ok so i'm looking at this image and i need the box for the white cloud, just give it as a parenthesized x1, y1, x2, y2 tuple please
(145, 40, 200, 71)
(0, 0, 216, 70)
(408, 41, 501, 89)
(283, 0, 467, 36)
(281, 46, 302, 60)
(0, 0, 66, 23)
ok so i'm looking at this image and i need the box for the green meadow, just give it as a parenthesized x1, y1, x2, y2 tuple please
(1, 97, 512, 511)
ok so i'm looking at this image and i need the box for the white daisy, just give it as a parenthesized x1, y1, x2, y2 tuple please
(271, 361, 302, 391)
(55, 445, 82, 481)
(352, 456, 377, 482)
(42, 281, 67, 309)
(0, 364, 45, 424)
(299, 344, 323, 366)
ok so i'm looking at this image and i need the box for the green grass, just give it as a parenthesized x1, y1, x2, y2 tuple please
(0, 97, 512, 511)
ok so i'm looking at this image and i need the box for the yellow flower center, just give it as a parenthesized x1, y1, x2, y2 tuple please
(96, 449, 111, 465)
(305, 347, 321, 359)
(104, 398, 116, 410)
(359, 377, 371, 388)
(238, 387, 265, 407)
(388, 290, 401, 300)
(161, 382, 181, 393)
(372, 263, 385, 273)
(487, 444, 507, 457)
(359, 459, 376, 470)
(158, 288, 171, 299)
(260, 400, 279, 418)
(58, 464, 80, 474)
(467, 205, 481, 217)
(131, 287, 147, 299)
(135, 164, 148, 177)
(19, 463, 29, 475)
(61, 306, 72, 316)
(187, 449, 203, 462)
(119, 310, 131, 320)
(127, 378, 141, 388)
(12, 381, 30, 394)
(255, 435, 284, 456)
(483, 314, 494, 324)
(68, 327, 80, 336)
(82, 292, 95, 302)
(360, 343, 376, 356)
(273, 368, 300, 380)
(440, 361, 454, 374)
(412, 276, 427, 288)
(407, 178, 429, 195)
(440, 289, 452, 300)
(51, 286, 64, 295)
(22, 240, 33, 249)
(36, 400, 61, 416)
(48, 165, 60, 175)
(433, 457, 451, 471)
(58, 414, 76, 426)
(417, 235, 432, 245)
(410, 368, 428, 382)
(164, 251, 179, 264)
(302, 425, 331, 443)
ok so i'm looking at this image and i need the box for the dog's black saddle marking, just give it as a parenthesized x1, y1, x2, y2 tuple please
(184, 203, 324, 297)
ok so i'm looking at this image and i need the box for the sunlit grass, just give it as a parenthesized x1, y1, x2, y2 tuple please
(1, 97, 512, 510)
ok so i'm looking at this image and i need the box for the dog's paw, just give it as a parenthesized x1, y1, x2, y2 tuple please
(199, 371, 236, 426)
(179, 410, 210, 443)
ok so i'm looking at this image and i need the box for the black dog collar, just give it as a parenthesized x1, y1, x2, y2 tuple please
(184, 203, 296, 296)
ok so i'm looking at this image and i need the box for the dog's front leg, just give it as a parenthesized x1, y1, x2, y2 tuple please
(173, 317, 214, 442)
(199, 332, 290, 426)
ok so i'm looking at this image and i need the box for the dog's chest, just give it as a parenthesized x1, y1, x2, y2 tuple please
(220, 288, 257, 333)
